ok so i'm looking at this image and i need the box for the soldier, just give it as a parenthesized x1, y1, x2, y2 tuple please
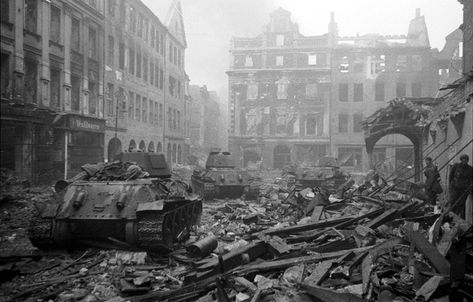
(423, 157, 442, 205)
(448, 154, 473, 218)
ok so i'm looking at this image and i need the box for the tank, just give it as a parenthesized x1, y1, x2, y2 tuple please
(28, 152, 202, 251)
(292, 156, 350, 193)
(191, 151, 259, 201)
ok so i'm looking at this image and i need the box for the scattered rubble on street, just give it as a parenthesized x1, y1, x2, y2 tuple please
(0, 169, 472, 302)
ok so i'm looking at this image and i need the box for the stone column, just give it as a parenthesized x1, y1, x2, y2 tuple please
(39, 0, 50, 107)
(63, 6, 72, 111)
(13, 0, 25, 101)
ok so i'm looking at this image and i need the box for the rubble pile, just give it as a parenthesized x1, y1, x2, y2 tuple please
(0, 172, 472, 302)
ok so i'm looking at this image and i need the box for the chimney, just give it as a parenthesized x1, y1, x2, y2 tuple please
(330, 11, 335, 22)
(415, 8, 421, 18)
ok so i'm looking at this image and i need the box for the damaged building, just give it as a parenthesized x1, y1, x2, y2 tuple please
(0, 0, 107, 181)
(227, 8, 332, 169)
(103, 0, 189, 167)
(227, 8, 442, 172)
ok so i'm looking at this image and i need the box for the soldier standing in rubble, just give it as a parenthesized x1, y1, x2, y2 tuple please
(448, 154, 473, 218)
(423, 157, 442, 205)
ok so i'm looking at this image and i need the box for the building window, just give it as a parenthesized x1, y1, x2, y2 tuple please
(353, 113, 363, 133)
(412, 55, 422, 71)
(71, 75, 80, 111)
(306, 116, 317, 135)
(24, 58, 38, 104)
(0, 53, 10, 98)
(149, 99, 153, 124)
(339, 56, 349, 73)
(71, 17, 80, 52)
(338, 113, 348, 133)
(25, 0, 37, 33)
(143, 55, 148, 81)
(154, 63, 159, 87)
(150, 26, 155, 47)
(88, 27, 97, 59)
(177, 80, 181, 97)
(108, 0, 116, 16)
(50, 5, 61, 43)
(136, 50, 142, 78)
(107, 36, 114, 66)
(159, 103, 163, 126)
(396, 55, 408, 72)
(168, 107, 172, 128)
(89, 80, 98, 115)
(169, 42, 173, 62)
(142, 97, 147, 123)
(306, 83, 318, 100)
(339, 83, 348, 102)
(412, 82, 422, 97)
(128, 91, 134, 120)
(177, 49, 181, 68)
(119, 42, 125, 69)
(154, 102, 158, 124)
(107, 83, 114, 117)
(137, 14, 143, 38)
(160, 33, 164, 55)
(156, 29, 160, 52)
(276, 56, 284, 66)
(135, 94, 141, 121)
(150, 61, 154, 85)
(50, 68, 61, 109)
(308, 54, 317, 65)
(173, 109, 177, 129)
(338, 147, 362, 167)
(353, 54, 363, 73)
(375, 82, 384, 102)
(159, 68, 164, 90)
(354, 83, 363, 102)
(173, 46, 177, 65)
(129, 46, 135, 75)
(370, 55, 385, 74)
(130, 7, 136, 33)
(276, 34, 284, 46)
(1, 0, 9, 23)
(396, 82, 406, 97)
(169, 76, 176, 96)
(144, 19, 149, 42)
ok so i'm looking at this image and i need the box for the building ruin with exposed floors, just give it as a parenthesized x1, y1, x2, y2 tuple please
(227, 8, 442, 172)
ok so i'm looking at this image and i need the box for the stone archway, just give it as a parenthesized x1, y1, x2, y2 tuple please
(157, 141, 162, 152)
(273, 145, 291, 169)
(128, 139, 137, 151)
(139, 140, 146, 151)
(148, 141, 155, 152)
(107, 137, 122, 161)
(243, 150, 261, 168)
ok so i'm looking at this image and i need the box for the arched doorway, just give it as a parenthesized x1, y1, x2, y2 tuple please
(107, 137, 122, 161)
(172, 144, 177, 163)
(148, 141, 155, 152)
(243, 150, 261, 168)
(157, 142, 162, 152)
(129, 139, 137, 151)
(139, 140, 146, 151)
(177, 145, 182, 163)
(273, 145, 291, 169)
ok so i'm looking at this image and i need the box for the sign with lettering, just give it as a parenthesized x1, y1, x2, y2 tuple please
(68, 115, 105, 133)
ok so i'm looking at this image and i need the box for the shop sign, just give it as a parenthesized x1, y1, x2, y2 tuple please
(68, 115, 105, 132)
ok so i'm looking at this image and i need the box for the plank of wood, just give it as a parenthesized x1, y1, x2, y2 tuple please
(365, 208, 399, 229)
(311, 206, 324, 222)
(408, 230, 450, 275)
(304, 259, 334, 286)
(301, 283, 367, 302)
(261, 216, 354, 237)
(234, 277, 257, 294)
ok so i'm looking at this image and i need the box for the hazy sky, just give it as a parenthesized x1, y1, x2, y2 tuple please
(143, 0, 463, 103)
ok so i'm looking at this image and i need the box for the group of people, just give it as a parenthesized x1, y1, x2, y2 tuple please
(424, 154, 472, 219)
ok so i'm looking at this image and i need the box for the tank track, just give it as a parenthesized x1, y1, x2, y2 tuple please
(136, 200, 202, 249)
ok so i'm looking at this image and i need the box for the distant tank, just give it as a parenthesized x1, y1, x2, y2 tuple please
(191, 151, 259, 201)
(28, 152, 202, 251)
(292, 156, 350, 193)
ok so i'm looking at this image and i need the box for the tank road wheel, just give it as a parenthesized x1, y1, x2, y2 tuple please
(53, 220, 73, 248)
(125, 221, 137, 247)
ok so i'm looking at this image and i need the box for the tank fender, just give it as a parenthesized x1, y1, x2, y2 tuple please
(136, 200, 164, 212)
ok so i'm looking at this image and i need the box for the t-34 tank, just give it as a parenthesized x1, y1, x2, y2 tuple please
(191, 151, 259, 201)
(28, 152, 202, 251)
(294, 156, 350, 193)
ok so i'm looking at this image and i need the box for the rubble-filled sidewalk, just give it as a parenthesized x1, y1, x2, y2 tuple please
(0, 170, 472, 302)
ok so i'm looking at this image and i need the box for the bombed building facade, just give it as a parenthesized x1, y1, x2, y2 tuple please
(0, 0, 107, 181)
(103, 0, 189, 167)
(228, 8, 441, 171)
(227, 9, 332, 169)
(0, 0, 190, 183)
